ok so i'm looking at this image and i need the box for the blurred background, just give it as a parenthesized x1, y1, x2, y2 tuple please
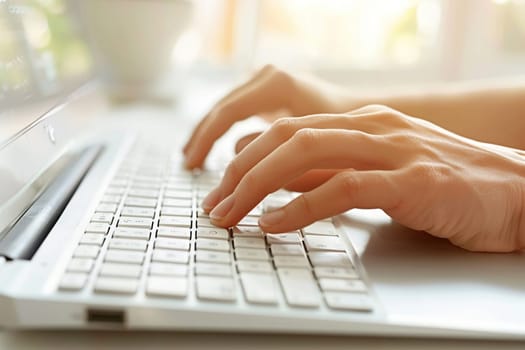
(186, 0, 525, 85)
(2, 0, 525, 106)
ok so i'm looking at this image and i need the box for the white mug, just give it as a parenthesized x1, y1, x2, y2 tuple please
(72, 0, 193, 100)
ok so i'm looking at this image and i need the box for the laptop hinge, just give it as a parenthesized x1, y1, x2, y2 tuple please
(0, 145, 102, 260)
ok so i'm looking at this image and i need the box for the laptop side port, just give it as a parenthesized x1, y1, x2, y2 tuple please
(86, 308, 125, 325)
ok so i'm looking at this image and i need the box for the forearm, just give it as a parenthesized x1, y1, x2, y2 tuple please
(337, 80, 525, 150)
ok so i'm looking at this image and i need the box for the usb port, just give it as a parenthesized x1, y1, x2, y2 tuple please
(86, 308, 125, 325)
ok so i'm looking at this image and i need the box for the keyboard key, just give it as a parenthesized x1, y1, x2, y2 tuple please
(277, 268, 320, 308)
(247, 206, 263, 216)
(196, 276, 236, 302)
(273, 255, 310, 268)
(302, 222, 337, 236)
(105, 250, 144, 264)
(157, 227, 191, 239)
(240, 272, 278, 305)
(125, 197, 157, 208)
(118, 217, 153, 229)
(237, 260, 273, 273)
(232, 226, 263, 237)
(266, 233, 301, 245)
(197, 227, 229, 240)
(74, 245, 100, 259)
(308, 252, 353, 267)
(270, 244, 305, 256)
(237, 216, 260, 227)
(121, 207, 155, 218)
(235, 247, 269, 261)
(263, 197, 289, 213)
(195, 263, 233, 277)
(101, 195, 121, 204)
(149, 262, 188, 276)
(233, 237, 265, 249)
(324, 292, 374, 312)
(91, 213, 114, 224)
(96, 203, 118, 213)
(164, 189, 192, 199)
(197, 208, 210, 218)
(131, 181, 161, 190)
(166, 182, 192, 191)
(80, 233, 105, 246)
(146, 276, 188, 298)
(319, 278, 367, 293)
(304, 235, 345, 252)
(67, 258, 94, 273)
(85, 223, 109, 235)
(196, 217, 216, 228)
(163, 198, 192, 207)
(196, 238, 230, 252)
(159, 216, 190, 228)
(313, 266, 359, 279)
(127, 188, 159, 198)
(195, 250, 231, 264)
(155, 238, 190, 251)
(109, 238, 148, 251)
(113, 227, 150, 240)
(152, 249, 189, 264)
(100, 263, 142, 278)
(59, 273, 88, 291)
(94, 277, 138, 294)
(161, 207, 191, 217)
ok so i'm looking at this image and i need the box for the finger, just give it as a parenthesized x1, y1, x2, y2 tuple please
(205, 113, 397, 209)
(235, 132, 263, 154)
(209, 129, 398, 227)
(259, 169, 402, 232)
(182, 68, 269, 155)
(185, 69, 292, 169)
(283, 169, 340, 192)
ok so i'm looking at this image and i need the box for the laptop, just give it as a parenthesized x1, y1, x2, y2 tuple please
(1, 0, 525, 339)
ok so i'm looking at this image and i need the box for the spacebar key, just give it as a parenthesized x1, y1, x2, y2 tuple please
(277, 268, 320, 308)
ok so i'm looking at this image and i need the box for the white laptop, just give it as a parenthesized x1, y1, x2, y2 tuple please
(1, 0, 525, 339)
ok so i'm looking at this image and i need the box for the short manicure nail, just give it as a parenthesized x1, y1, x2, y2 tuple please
(202, 187, 221, 211)
(210, 195, 235, 221)
(259, 209, 285, 227)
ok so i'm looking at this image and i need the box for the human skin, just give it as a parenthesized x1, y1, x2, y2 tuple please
(183, 66, 525, 252)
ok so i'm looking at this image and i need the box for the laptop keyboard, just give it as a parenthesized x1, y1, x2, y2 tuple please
(58, 144, 374, 312)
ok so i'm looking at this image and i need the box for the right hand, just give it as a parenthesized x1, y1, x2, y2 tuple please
(183, 65, 349, 169)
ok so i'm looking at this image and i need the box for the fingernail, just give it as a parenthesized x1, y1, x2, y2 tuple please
(259, 209, 286, 227)
(210, 195, 235, 221)
(201, 187, 221, 212)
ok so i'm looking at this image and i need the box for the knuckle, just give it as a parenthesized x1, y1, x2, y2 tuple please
(292, 128, 322, 151)
(409, 163, 452, 188)
(296, 194, 317, 220)
(360, 104, 393, 113)
(266, 65, 294, 88)
(259, 63, 279, 75)
(356, 105, 412, 129)
(335, 171, 361, 198)
(270, 117, 296, 141)
(239, 171, 262, 196)
(224, 159, 242, 183)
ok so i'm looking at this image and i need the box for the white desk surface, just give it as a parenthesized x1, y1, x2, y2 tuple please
(1, 80, 524, 349)
(1, 331, 525, 350)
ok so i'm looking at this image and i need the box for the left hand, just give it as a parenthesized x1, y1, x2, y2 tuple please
(201, 105, 525, 252)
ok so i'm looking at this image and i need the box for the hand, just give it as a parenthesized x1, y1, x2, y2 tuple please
(183, 65, 349, 169)
(201, 105, 525, 252)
